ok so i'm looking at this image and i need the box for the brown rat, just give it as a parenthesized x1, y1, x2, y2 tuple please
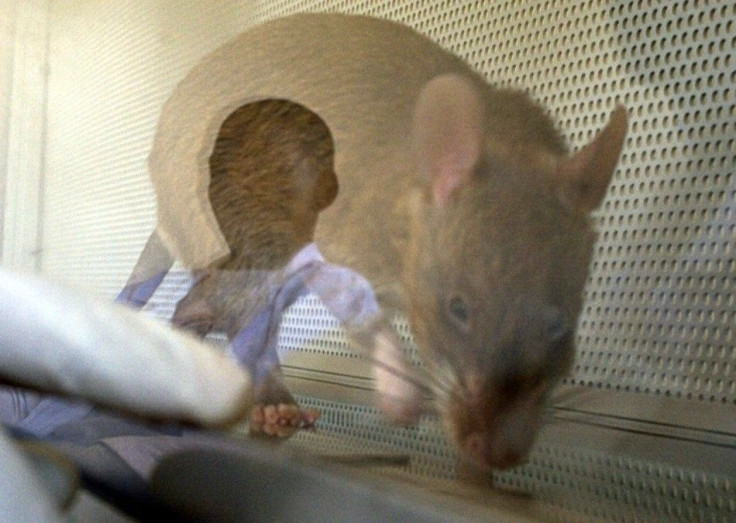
(124, 14, 628, 469)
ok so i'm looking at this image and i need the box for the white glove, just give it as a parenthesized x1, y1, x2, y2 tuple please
(0, 268, 250, 426)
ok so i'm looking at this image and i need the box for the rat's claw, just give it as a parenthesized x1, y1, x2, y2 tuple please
(263, 405, 280, 424)
(300, 408, 321, 428)
(251, 405, 265, 425)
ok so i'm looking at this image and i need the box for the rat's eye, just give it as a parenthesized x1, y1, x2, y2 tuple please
(446, 295, 470, 328)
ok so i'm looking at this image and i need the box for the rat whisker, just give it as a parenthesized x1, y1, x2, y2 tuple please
(423, 365, 459, 405)
(364, 353, 433, 396)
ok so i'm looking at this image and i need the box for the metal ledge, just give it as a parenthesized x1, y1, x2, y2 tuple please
(283, 351, 736, 479)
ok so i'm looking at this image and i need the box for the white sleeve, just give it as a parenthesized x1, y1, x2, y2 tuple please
(0, 269, 250, 426)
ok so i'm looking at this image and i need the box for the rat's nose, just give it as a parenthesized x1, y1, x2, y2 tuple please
(464, 432, 487, 462)
(465, 432, 525, 470)
(495, 449, 525, 469)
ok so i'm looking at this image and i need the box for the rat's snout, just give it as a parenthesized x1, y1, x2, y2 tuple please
(464, 431, 527, 470)
(444, 374, 547, 470)
(458, 414, 538, 470)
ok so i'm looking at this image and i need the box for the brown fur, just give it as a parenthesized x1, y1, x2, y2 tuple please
(173, 100, 337, 339)
(209, 99, 337, 272)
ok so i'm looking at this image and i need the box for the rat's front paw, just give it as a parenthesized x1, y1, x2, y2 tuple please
(373, 331, 423, 425)
(375, 388, 423, 426)
(245, 370, 320, 438)
(249, 403, 321, 438)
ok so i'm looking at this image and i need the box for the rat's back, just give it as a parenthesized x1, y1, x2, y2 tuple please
(149, 14, 477, 272)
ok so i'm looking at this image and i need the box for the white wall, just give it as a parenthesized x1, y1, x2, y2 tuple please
(0, 3, 13, 260)
(0, 0, 49, 273)
(41, 1, 283, 296)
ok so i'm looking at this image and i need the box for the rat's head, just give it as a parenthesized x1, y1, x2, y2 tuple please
(404, 75, 628, 470)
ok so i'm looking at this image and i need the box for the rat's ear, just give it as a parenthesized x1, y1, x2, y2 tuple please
(412, 74, 484, 208)
(556, 106, 628, 213)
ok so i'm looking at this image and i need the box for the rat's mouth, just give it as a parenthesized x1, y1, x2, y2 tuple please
(441, 394, 543, 471)
(460, 430, 530, 470)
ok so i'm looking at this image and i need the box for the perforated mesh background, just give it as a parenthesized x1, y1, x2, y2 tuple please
(37, 0, 735, 520)
(285, 396, 735, 522)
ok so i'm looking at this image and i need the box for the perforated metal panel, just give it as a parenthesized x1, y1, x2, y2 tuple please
(286, 396, 735, 521)
(36, 0, 736, 521)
